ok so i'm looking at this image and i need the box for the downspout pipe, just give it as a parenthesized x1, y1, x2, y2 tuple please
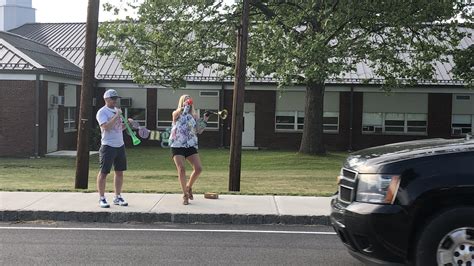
(348, 86, 354, 152)
(220, 82, 225, 148)
(34, 74, 40, 158)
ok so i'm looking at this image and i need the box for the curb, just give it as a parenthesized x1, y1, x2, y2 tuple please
(0, 211, 330, 226)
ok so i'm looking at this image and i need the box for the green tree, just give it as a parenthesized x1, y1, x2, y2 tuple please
(99, 0, 238, 88)
(248, 0, 472, 154)
(100, 0, 472, 155)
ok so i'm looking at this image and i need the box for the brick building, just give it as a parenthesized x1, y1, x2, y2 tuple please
(0, 31, 81, 157)
(0, 23, 473, 157)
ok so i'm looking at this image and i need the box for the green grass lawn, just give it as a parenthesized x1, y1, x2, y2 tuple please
(0, 148, 347, 196)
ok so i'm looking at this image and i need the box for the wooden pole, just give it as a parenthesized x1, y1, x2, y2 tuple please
(75, 0, 100, 189)
(229, 0, 250, 192)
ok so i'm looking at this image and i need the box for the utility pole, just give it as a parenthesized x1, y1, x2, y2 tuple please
(75, 0, 100, 189)
(229, 0, 250, 192)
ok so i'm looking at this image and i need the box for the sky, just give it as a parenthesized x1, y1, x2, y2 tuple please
(32, 0, 144, 23)
(32, 0, 235, 23)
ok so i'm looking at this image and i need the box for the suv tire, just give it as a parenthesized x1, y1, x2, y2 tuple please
(415, 207, 474, 266)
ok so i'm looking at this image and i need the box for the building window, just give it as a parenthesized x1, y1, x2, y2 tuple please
(362, 113, 383, 133)
(452, 114, 472, 136)
(323, 112, 339, 132)
(276, 111, 296, 130)
(125, 108, 146, 126)
(384, 113, 405, 133)
(157, 109, 174, 128)
(275, 111, 339, 133)
(406, 114, 428, 133)
(64, 107, 76, 132)
(362, 112, 427, 135)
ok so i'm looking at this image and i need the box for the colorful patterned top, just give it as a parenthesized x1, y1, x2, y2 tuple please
(169, 105, 198, 148)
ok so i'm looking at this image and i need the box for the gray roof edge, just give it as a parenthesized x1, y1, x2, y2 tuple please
(0, 68, 82, 80)
(0, 31, 83, 75)
(0, 30, 54, 49)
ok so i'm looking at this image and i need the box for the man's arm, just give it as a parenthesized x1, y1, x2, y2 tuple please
(100, 115, 120, 131)
(99, 109, 122, 131)
(121, 118, 134, 131)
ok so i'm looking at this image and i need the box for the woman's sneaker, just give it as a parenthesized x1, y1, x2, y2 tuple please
(113, 196, 128, 206)
(99, 198, 110, 208)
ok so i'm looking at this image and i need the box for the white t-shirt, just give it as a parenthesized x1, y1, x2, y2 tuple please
(96, 106, 124, 148)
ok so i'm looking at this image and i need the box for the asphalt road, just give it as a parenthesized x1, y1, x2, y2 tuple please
(0, 222, 363, 266)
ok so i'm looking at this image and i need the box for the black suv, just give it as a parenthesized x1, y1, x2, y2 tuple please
(331, 138, 474, 265)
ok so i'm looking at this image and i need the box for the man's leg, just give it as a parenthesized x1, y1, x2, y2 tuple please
(98, 145, 114, 207)
(97, 172, 108, 197)
(112, 145, 128, 206)
(113, 145, 127, 195)
(114, 171, 123, 196)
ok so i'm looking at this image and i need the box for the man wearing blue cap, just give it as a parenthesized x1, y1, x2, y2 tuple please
(95, 89, 129, 208)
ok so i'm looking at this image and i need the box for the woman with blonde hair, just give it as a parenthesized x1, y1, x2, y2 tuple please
(169, 95, 209, 205)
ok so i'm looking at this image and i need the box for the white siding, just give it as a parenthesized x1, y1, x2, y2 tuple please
(276, 91, 339, 112)
(47, 82, 59, 101)
(363, 93, 428, 113)
(0, 7, 4, 30)
(157, 89, 219, 109)
(115, 88, 147, 108)
(452, 94, 474, 114)
(64, 85, 76, 107)
(242, 84, 349, 92)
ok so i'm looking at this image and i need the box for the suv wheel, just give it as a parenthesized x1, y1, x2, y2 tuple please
(415, 207, 474, 266)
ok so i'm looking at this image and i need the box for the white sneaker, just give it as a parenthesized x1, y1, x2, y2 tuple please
(113, 195, 128, 206)
(99, 198, 110, 208)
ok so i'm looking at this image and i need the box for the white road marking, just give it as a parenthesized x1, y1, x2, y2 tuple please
(0, 226, 336, 235)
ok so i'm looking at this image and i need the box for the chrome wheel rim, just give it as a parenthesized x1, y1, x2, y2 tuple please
(437, 227, 474, 266)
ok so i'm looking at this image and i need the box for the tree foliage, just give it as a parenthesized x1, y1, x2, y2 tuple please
(100, 0, 238, 88)
(100, 0, 473, 154)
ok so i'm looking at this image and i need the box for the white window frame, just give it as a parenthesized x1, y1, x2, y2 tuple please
(451, 114, 473, 136)
(157, 108, 175, 129)
(323, 112, 339, 133)
(275, 111, 339, 133)
(384, 113, 407, 133)
(406, 113, 428, 134)
(362, 113, 384, 133)
(275, 111, 297, 131)
(124, 108, 147, 127)
(64, 107, 77, 133)
(362, 112, 428, 135)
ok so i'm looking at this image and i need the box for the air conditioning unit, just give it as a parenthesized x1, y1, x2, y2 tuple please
(120, 97, 132, 107)
(452, 128, 463, 136)
(50, 95, 65, 106)
(50, 95, 58, 106)
(57, 96, 65, 106)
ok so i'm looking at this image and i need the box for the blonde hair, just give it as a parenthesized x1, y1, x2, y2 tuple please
(177, 94, 197, 116)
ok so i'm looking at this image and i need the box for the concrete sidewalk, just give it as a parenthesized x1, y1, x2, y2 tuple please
(0, 192, 332, 225)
